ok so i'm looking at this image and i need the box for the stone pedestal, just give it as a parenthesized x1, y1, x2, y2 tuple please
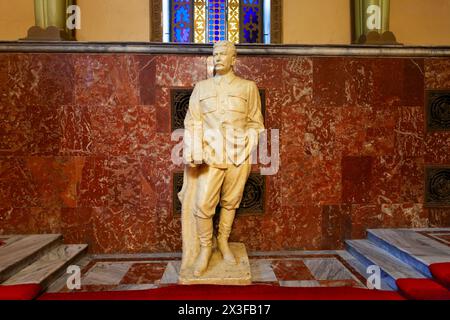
(179, 243, 252, 285)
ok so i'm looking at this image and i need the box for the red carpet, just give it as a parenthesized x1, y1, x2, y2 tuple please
(38, 285, 404, 301)
(396, 279, 450, 300)
(0, 284, 43, 300)
(430, 263, 450, 289)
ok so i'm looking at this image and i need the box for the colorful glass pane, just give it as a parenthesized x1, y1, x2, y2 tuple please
(227, 0, 240, 43)
(208, 0, 227, 43)
(240, 0, 263, 43)
(194, 0, 206, 43)
(171, 0, 193, 43)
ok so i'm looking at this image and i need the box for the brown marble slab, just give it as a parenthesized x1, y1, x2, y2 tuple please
(120, 262, 167, 285)
(271, 260, 315, 281)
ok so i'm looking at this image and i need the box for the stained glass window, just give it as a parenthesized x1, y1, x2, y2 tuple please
(165, 0, 270, 44)
(170, 0, 193, 43)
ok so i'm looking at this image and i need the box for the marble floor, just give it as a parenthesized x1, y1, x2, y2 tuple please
(3, 228, 449, 294)
(46, 251, 369, 293)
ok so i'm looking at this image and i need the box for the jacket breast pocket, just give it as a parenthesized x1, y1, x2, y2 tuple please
(227, 94, 247, 114)
(200, 93, 217, 114)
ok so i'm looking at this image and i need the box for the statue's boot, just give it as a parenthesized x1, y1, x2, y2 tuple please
(218, 208, 237, 265)
(193, 217, 213, 277)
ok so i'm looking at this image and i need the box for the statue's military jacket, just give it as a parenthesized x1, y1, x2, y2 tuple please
(184, 73, 265, 168)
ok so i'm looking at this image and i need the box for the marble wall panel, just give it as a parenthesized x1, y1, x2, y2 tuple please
(313, 58, 375, 108)
(321, 205, 352, 250)
(77, 156, 109, 207)
(0, 156, 41, 207)
(0, 207, 62, 234)
(350, 204, 384, 239)
(342, 156, 373, 204)
(74, 55, 140, 106)
(90, 206, 160, 254)
(425, 132, 450, 165)
(134, 55, 157, 105)
(0, 104, 33, 156)
(371, 58, 424, 107)
(395, 106, 425, 157)
(0, 104, 63, 156)
(425, 59, 450, 89)
(60, 207, 94, 245)
(369, 155, 403, 205)
(0, 54, 74, 107)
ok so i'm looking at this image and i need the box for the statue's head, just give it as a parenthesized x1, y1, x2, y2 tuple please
(213, 40, 237, 75)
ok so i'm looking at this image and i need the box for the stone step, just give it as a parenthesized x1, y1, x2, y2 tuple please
(367, 229, 450, 278)
(3, 244, 88, 289)
(0, 234, 62, 282)
(0, 235, 27, 246)
(345, 239, 425, 290)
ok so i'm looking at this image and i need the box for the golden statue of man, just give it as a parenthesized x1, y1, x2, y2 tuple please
(179, 40, 265, 279)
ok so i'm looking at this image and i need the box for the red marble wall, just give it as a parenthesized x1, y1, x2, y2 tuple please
(0, 53, 449, 253)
